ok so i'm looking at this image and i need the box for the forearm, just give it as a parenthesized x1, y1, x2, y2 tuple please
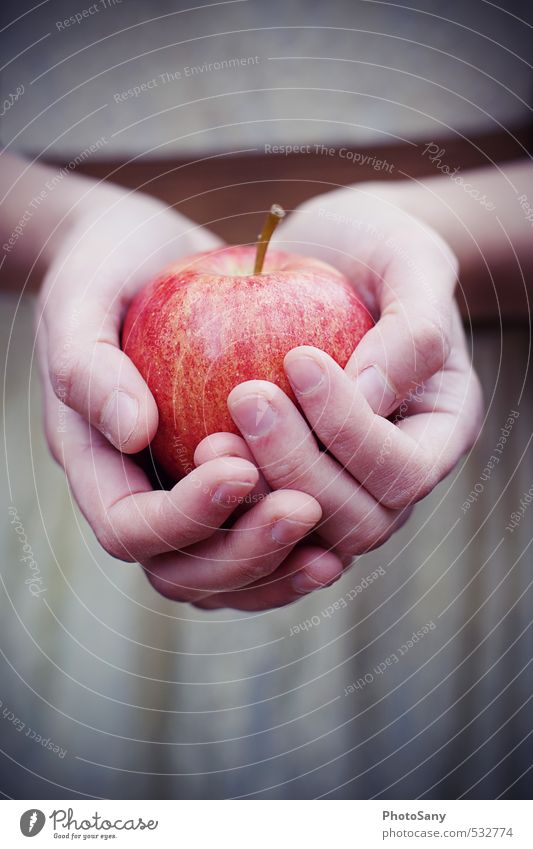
(386, 161, 533, 319)
(0, 152, 121, 291)
(0, 152, 219, 293)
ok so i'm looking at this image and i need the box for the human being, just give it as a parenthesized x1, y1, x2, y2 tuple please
(2, 152, 531, 610)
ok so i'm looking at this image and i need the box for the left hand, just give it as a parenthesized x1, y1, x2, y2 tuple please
(194, 186, 483, 609)
(36, 189, 342, 609)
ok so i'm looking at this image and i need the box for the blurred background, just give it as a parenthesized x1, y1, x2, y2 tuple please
(1, 0, 532, 799)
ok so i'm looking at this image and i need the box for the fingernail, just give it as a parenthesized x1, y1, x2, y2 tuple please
(271, 518, 311, 545)
(101, 390, 138, 448)
(230, 394, 276, 438)
(356, 366, 397, 415)
(212, 481, 254, 507)
(285, 355, 324, 395)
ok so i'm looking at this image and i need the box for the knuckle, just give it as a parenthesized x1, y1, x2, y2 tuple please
(377, 466, 436, 509)
(145, 568, 195, 602)
(152, 575, 179, 600)
(145, 570, 178, 600)
(328, 497, 388, 557)
(94, 524, 134, 562)
(434, 233, 459, 277)
(48, 343, 83, 408)
(163, 501, 207, 544)
(45, 435, 62, 467)
(352, 523, 379, 554)
(341, 518, 391, 556)
(43, 415, 63, 465)
(191, 597, 218, 610)
(414, 316, 450, 376)
(321, 420, 358, 460)
(349, 511, 409, 553)
(266, 447, 308, 490)
(466, 373, 484, 447)
(378, 489, 413, 510)
(231, 557, 270, 587)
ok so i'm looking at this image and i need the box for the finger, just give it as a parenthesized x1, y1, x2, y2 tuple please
(194, 431, 271, 506)
(38, 324, 150, 537)
(194, 432, 254, 465)
(227, 379, 398, 557)
(40, 289, 158, 453)
(41, 361, 261, 560)
(107, 456, 260, 560)
(345, 233, 457, 415)
(144, 489, 322, 601)
(284, 344, 479, 510)
(393, 308, 483, 470)
(42, 386, 152, 562)
(195, 546, 344, 610)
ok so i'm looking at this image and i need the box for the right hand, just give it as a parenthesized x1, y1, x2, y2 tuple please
(36, 187, 342, 607)
(193, 184, 483, 579)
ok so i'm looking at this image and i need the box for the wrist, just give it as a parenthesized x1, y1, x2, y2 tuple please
(371, 177, 470, 275)
(362, 178, 459, 272)
(44, 183, 222, 296)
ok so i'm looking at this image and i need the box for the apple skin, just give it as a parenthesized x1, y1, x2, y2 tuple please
(122, 245, 374, 481)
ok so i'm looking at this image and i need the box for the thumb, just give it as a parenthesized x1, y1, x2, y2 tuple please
(42, 292, 158, 453)
(346, 234, 457, 416)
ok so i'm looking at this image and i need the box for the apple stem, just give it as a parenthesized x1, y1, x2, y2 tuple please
(253, 204, 286, 274)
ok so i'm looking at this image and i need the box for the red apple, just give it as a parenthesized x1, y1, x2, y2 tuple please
(122, 206, 374, 480)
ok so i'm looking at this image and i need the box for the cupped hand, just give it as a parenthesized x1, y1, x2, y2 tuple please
(36, 187, 343, 606)
(195, 185, 484, 594)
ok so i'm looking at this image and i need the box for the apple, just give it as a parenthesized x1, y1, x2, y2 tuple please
(122, 205, 374, 480)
